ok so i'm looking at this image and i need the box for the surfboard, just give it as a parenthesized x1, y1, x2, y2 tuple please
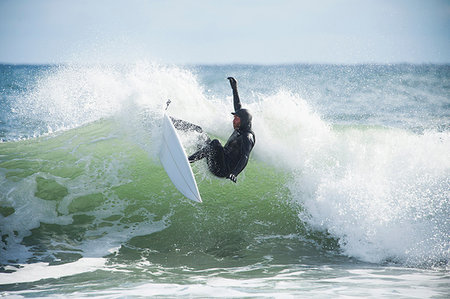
(159, 113, 202, 203)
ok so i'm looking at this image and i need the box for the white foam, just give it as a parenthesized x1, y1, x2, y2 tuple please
(0, 258, 106, 284)
(287, 125, 450, 265)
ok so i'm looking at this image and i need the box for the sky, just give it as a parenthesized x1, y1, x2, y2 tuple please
(0, 0, 449, 64)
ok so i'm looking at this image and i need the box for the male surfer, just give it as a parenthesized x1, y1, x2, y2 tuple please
(187, 77, 255, 183)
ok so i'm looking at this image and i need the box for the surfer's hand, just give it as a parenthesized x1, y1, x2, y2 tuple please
(227, 174, 237, 183)
(227, 77, 237, 88)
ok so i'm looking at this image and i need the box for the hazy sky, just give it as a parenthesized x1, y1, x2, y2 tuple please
(1, 0, 449, 64)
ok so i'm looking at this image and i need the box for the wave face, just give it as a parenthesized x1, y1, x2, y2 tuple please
(0, 63, 449, 276)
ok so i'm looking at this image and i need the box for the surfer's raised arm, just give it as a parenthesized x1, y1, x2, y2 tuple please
(228, 77, 241, 112)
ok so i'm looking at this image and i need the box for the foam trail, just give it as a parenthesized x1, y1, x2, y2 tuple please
(0, 258, 106, 284)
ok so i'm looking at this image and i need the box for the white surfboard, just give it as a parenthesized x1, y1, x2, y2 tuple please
(159, 113, 202, 203)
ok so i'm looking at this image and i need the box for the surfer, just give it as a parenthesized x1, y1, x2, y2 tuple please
(186, 77, 255, 183)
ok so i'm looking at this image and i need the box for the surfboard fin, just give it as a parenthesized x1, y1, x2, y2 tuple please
(165, 99, 171, 111)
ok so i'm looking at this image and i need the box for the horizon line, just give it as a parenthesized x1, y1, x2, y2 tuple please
(1, 61, 449, 67)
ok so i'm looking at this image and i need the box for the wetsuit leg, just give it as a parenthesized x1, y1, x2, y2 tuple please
(206, 139, 229, 178)
(188, 146, 208, 162)
(188, 139, 228, 177)
(171, 117, 211, 158)
(170, 117, 203, 133)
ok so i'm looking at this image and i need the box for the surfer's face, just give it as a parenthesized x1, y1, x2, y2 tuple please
(233, 115, 241, 130)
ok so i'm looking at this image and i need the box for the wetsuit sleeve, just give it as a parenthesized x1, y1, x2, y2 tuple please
(230, 133, 254, 177)
(233, 88, 241, 112)
(229, 79, 242, 112)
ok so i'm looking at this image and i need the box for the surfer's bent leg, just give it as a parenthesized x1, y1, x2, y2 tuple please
(188, 139, 228, 177)
(170, 117, 203, 133)
(206, 139, 228, 177)
(188, 146, 208, 163)
(188, 134, 213, 162)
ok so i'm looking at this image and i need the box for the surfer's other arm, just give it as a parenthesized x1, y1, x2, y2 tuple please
(227, 132, 254, 183)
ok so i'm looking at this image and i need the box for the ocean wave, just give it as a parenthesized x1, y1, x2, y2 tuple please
(0, 64, 448, 271)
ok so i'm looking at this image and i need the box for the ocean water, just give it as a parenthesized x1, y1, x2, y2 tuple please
(0, 63, 449, 298)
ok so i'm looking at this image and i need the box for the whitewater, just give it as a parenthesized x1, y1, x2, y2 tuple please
(0, 63, 449, 297)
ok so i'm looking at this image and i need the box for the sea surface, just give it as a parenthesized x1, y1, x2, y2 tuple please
(0, 63, 449, 298)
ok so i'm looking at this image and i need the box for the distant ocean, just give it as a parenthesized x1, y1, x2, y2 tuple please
(1, 63, 449, 297)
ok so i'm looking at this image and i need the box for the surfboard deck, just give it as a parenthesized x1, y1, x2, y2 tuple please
(159, 113, 202, 203)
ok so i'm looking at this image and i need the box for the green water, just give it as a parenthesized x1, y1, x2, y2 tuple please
(1, 120, 339, 272)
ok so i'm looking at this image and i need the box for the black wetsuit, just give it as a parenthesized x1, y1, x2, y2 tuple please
(186, 79, 255, 179)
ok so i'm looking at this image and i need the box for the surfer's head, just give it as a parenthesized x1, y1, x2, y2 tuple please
(232, 108, 252, 131)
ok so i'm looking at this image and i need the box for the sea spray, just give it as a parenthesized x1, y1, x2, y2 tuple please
(288, 126, 450, 267)
(8, 63, 212, 141)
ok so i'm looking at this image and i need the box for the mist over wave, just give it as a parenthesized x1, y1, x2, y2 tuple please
(0, 62, 449, 271)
